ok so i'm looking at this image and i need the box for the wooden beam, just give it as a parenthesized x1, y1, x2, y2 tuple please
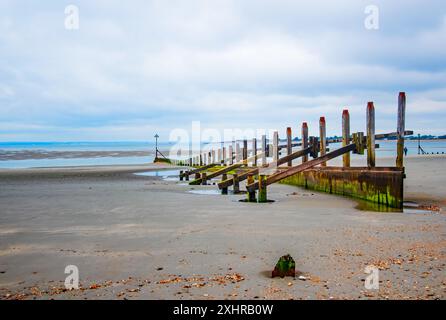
(217, 168, 259, 189)
(247, 143, 357, 192)
(180, 163, 218, 178)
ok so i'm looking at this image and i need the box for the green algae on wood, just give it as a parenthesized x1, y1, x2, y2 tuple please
(279, 167, 404, 209)
(272, 254, 296, 278)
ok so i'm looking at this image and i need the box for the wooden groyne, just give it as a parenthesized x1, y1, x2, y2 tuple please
(170, 92, 412, 209)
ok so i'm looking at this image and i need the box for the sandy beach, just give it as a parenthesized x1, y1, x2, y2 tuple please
(0, 155, 445, 300)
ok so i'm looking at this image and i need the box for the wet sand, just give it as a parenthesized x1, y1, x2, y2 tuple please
(0, 150, 153, 161)
(0, 156, 445, 300)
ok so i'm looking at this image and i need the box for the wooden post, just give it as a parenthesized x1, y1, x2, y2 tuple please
(185, 171, 190, 181)
(261, 135, 267, 166)
(396, 92, 406, 168)
(195, 172, 201, 180)
(222, 147, 226, 165)
(302, 122, 308, 163)
(287, 127, 292, 166)
(319, 117, 326, 166)
(252, 138, 257, 167)
(246, 173, 256, 202)
(367, 102, 376, 168)
(236, 143, 241, 162)
(199, 154, 203, 166)
(179, 170, 184, 181)
(233, 174, 240, 194)
(273, 131, 279, 163)
(342, 109, 350, 167)
(258, 174, 267, 203)
(228, 145, 233, 164)
(201, 172, 207, 185)
(417, 133, 420, 155)
(243, 139, 248, 162)
(221, 173, 228, 194)
(212, 150, 216, 164)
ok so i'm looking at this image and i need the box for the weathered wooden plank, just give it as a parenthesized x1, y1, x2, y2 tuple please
(247, 143, 357, 192)
(270, 147, 311, 168)
(217, 168, 259, 189)
(180, 163, 218, 178)
(279, 166, 404, 209)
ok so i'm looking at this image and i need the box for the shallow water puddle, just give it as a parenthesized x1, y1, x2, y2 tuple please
(134, 170, 181, 179)
(188, 189, 235, 195)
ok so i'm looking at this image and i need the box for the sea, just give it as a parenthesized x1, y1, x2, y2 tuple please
(0, 140, 445, 169)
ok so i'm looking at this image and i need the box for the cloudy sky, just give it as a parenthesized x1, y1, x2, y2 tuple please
(0, 0, 445, 141)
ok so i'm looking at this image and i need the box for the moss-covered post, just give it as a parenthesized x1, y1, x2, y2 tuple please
(396, 92, 406, 168)
(195, 172, 201, 180)
(273, 131, 279, 164)
(302, 122, 308, 163)
(287, 127, 292, 166)
(258, 174, 267, 203)
(233, 173, 240, 194)
(367, 102, 376, 168)
(252, 138, 257, 167)
(201, 172, 207, 185)
(246, 173, 257, 202)
(342, 109, 350, 167)
(261, 134, 267, 167)
(319, 117, 327, 166)
(221, 173, 228, 195)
